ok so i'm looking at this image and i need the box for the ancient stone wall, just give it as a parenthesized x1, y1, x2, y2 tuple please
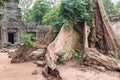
(0, 0, 25, 46)
(26, 22, 51, 41)
(109, 15, 120, 42)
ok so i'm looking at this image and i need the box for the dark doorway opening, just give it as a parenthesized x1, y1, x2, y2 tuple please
(8, 33, 15, 44)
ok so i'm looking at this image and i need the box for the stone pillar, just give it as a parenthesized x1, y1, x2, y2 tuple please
(1, 28, 7, 46)
(17, 28, 20, 42)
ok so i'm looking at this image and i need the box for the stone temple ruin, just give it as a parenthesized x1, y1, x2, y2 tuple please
(0, 0, 120, 47)
(0, 0, 50, 47)
(0, 0, 24, 46)
(109, 15, 120, 41)
(26, 22, 50, 41)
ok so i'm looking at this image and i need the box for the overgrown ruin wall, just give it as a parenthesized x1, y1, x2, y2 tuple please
(109, 15, 120, 42)
(0, 0, 25, 46)
(0, 0, 51, 47)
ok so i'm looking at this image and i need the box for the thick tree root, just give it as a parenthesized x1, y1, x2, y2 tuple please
(10, 27, 53, 63)
(43, 26, 81, 80)
(43, 66, 62, 80)
(11, 45, 38, 63)
(84, 48, 120, 70)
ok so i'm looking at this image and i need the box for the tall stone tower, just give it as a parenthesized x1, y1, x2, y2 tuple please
(0, 0, 24, 46)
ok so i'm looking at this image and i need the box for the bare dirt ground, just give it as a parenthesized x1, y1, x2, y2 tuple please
(0, 52, 120, 80)
(0, 52, 46, 80)
(59, 62, 120, 80)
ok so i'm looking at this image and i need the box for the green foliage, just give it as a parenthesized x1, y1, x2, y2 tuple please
(0, 0, 11, 7)
(71, 49, 83, 61)
(19, 0, 34, 10)
(43, 5, 66, 37)
(57, 52, 66, 65)
(23, 0, 51, 24)
(102, 0, 120, 15)
(43, 0, 94, 37)
(60, 0, 94, 28)
(39, 56, 44, 60)
(21, 34, 36, 47)
(23, 9, 34, 23)
(115, 1, 120, 14)
(116, 53, 120, 60)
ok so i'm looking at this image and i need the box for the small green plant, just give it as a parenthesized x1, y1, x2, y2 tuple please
(116, 53, 120, 60)
(71, 49, 84, 61)
(57, 52, 66, 65)
(21, 34, 36, 47)
(39, 56, 44, 60)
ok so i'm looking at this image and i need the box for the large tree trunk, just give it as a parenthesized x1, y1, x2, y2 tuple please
(83, 0, 120, 71)
(88, 0, 120, 55)
(43, 25, 81, 79)
(43, 0, 120, 80)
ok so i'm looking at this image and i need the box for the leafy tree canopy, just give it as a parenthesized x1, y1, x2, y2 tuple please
(115, 0, 120, 14)
(19, 0, 34, 10)
(23, 0, 51, 24)
(102, 0, 120, 15)
(42, 0, 94, 37)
